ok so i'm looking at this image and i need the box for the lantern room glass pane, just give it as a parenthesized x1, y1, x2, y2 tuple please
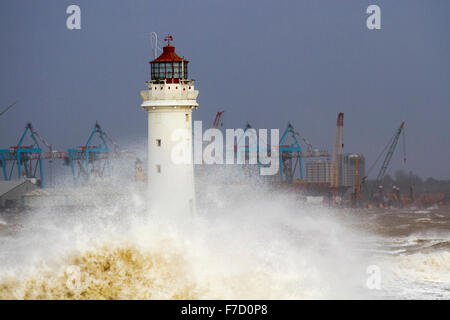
(151, 61, 189, 80)
(173, 63, 180, 78)
(183, 63, 188, 79)
(166, 64, 173, 78)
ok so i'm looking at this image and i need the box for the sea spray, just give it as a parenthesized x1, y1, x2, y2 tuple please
(3, 166, 447, 299)
(0, 173, 375, 299)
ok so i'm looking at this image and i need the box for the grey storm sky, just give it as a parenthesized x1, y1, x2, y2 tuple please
(0, 0, 449, 179)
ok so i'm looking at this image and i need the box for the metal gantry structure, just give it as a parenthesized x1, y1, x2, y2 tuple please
(212, 111, 225, 129)
(0, 122, 69, 187)
(375, 121, 405, 186)
(1, 121, 135, 187)
(235, 122, 259, 166)
(67, 122, 112, 184)
(232, 121, 329, 183)
(67, 121, 135, 184)
(233, 122, 276, 181)
(0, 123, 44, 186)
(279, 123, 303, 182)
(279, 122, 330, 183)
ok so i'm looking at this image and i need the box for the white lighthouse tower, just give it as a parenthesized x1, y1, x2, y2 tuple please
(140, 35, 199, 215)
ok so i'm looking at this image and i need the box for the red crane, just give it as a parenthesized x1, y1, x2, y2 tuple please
(212, 111, 225, 129)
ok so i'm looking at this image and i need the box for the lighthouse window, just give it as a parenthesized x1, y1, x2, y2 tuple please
(173, 65, 179, 77)
(183, 63, 188, 79)
(185, 114, 190, 122)
(166, 65, 173, 78)
(156, 165, 161, 173)
(150, 61, 189, 80)
(156, 139, 161, 147)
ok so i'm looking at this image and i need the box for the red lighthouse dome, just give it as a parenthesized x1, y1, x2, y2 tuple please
(150, 35, 188, 83)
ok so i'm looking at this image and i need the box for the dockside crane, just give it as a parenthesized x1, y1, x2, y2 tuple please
(67, 122, 135, 184)
(375, 121, 405, 187)
(212, 111, 225, 129)
(233, 121, 330, 183)
(363, 121, 406, 206)
(0, 123, 44, 186)
(67, 122, 111, 184)
(279, 123, 303, 182)
(0, 123, 69, 187)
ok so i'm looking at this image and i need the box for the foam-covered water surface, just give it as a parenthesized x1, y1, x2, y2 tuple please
(0, 173, 449, 299)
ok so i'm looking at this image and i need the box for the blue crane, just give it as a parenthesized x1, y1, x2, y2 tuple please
(279, 123, 303, 182)
(234, 122, 327, 183)
(0, 123, 44, 186)
(67, 122, 111, 184)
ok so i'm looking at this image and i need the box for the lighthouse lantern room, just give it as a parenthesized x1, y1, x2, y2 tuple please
(150, 35, 188, 83)
(140, 35, 199, 216)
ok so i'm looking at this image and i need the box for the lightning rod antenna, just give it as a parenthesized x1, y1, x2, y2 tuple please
(150, 32, 163, 59)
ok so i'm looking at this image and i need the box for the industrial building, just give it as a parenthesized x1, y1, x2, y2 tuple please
(305, 154, 365, 188)
(339, 153, 365, 187)
(305, 160, 331, 184)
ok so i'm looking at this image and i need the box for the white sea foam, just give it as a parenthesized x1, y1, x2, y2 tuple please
(391, 251, 450, 283)
(0, 176, 378, 299)
(0, 166, 448, 299)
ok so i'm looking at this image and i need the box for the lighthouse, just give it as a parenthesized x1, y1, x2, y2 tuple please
(140, 35, 199, 215)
